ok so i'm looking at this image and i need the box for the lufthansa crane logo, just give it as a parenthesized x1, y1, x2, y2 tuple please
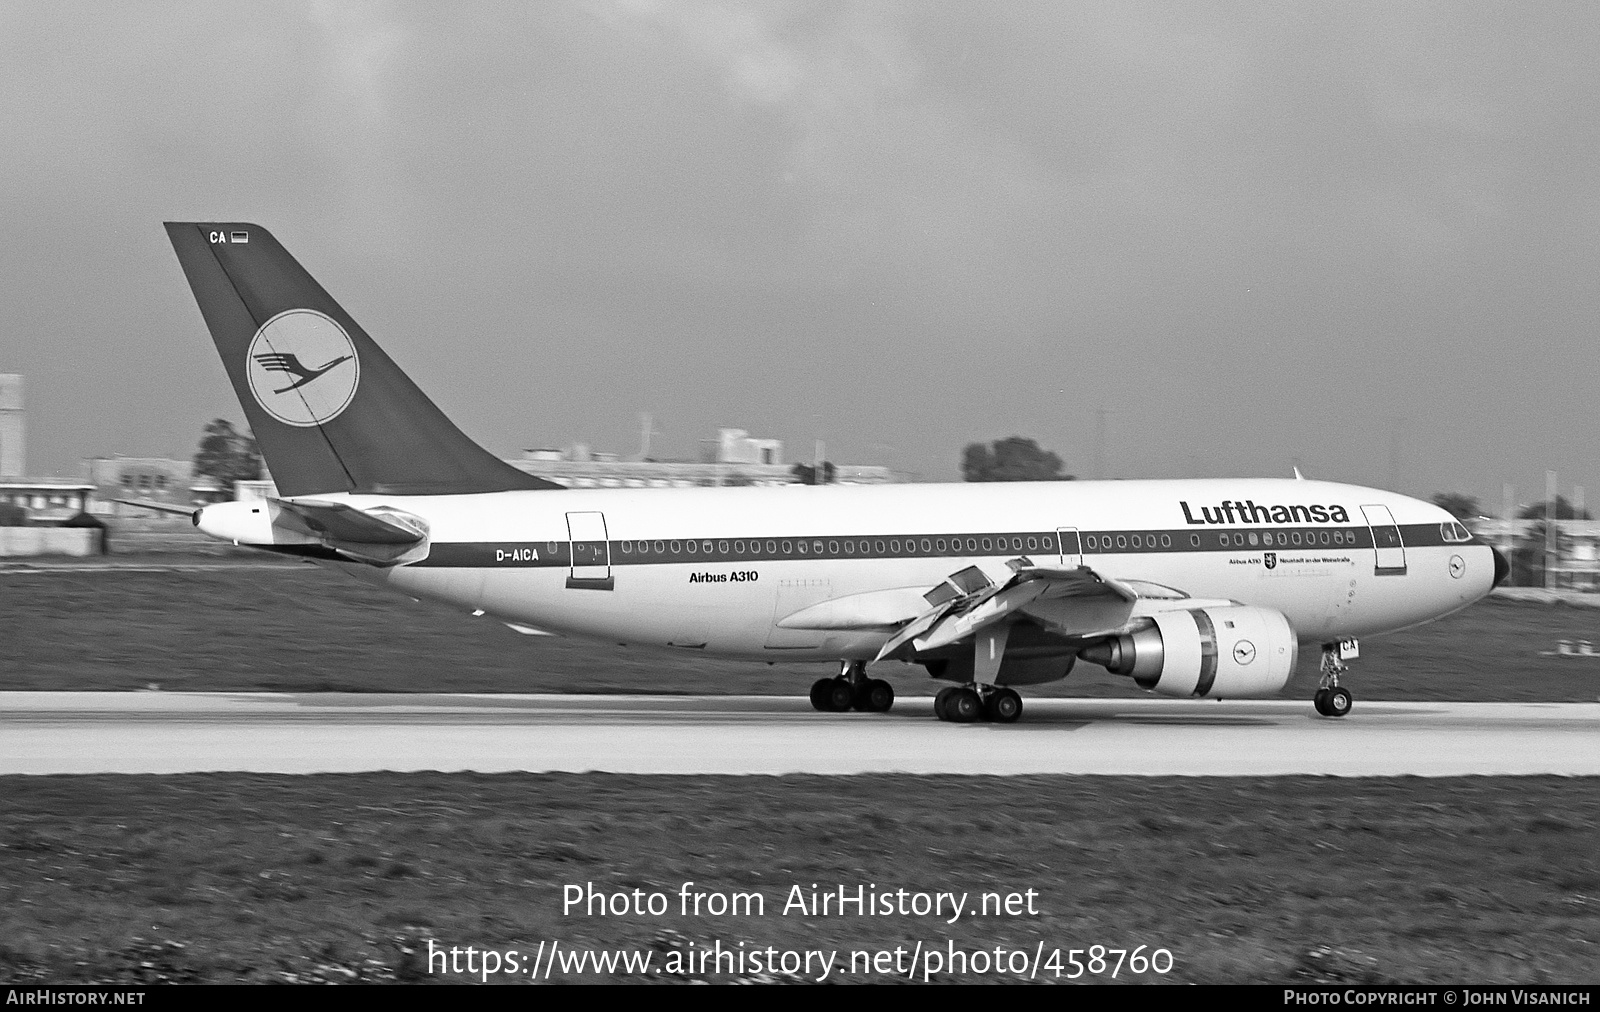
(246, 309, 360, 427)
(1233, 640, 1256, 665)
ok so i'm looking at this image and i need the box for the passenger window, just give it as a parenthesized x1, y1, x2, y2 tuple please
(1189, 534, 1198, 547)
(719, 541, 728, 554)
(687, 541, 697, 554)
(921, 539, 932, 552)
(797, 541, 807, 554)
(1162, 534, 1172, 548)
(845, 541, 854, 554)
(766, 540, 777, 553)
(980, 538, 991, 551)
(1027, 537, 1038, 550)
(828, 540, 839, 554)
(1116, 535, 1126, 549)
(1043, 536, 1053, 549)
(890, 540, 900, 553)
(781, 540, 792, 553)
(875, 540, 885, 554)
(670, 541, 681, 553)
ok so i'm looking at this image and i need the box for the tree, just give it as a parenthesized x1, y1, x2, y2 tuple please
(790, 461, 837, 485)
(192, 419, 262, 492)
(961, 437, 1073, 482)
(1517, 496, 1592, 522)
(1430, 492, 1480, 519)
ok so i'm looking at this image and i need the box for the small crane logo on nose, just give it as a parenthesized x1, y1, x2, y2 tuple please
(1233, 640, 1256, 665)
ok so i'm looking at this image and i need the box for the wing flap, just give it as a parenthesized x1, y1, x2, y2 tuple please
(880, 563, 1139, 661)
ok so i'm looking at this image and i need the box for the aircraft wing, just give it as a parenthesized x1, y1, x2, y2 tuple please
(874, 563, 1140, 662)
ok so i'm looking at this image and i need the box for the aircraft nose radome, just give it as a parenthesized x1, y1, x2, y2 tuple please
(1491, 545, 1510, 587)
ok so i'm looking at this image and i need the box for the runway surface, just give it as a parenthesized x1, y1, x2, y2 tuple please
(3, 692, 1597, 776)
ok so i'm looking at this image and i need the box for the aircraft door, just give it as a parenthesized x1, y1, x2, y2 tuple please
(1057, 527, 1083, 568)
(1361, 505, 1407, 576)
(566, 511, 614, 589)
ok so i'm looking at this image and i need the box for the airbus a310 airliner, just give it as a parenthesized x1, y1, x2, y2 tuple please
(165, 222, 1507, 723)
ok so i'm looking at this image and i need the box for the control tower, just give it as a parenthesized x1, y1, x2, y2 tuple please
(0, 374, 22, 478)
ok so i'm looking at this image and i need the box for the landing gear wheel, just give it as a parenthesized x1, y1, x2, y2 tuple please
(1313, 688, 1331, 716)
(810, 678, 836, 712)
(1324, 685, 1352, 717)
(824, 678, 855, 712)
(853, 678, 894, 713)
(985, 688, 1023, 723)
(934, 686, 959, 721)
(946, 688, 983, 723)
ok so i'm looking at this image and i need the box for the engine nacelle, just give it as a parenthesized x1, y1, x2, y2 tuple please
(1078, 605, 1298, 698)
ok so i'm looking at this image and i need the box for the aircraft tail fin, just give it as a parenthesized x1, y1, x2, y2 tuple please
(163, 222, 561, 497)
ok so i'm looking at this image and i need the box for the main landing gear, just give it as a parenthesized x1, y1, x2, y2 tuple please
(809, 661, 895, 713)
(1314, 642, 1354, 718)
(933, 685, 1023, 724)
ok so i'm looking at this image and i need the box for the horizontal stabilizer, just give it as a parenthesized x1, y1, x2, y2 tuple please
(271, 499, 424, 545)
(111, 498, 198, 517)
(193, 497, 427, 566)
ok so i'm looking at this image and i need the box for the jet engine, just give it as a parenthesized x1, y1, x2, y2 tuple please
(1078, 605, 1298, 698)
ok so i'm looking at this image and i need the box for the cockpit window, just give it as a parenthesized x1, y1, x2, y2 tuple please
(1441, 521, 1472, 543)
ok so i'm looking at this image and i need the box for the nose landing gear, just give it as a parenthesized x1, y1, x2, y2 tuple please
(1314, 642, 1355, 717)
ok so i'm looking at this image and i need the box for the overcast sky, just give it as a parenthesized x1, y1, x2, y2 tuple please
(2, 1, 1596, 510)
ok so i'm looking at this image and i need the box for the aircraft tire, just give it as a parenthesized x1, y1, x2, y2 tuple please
(1325, 686, 1352, 717)
(946, 688, 983, 723)
(855, 678, 894, 713)
(1313, 689, 1331, 716)
(985, 688, 1023, 723)
(825, 678, 855, 712)
(809, 678, 835, 712)
(933, 686, 959, 721)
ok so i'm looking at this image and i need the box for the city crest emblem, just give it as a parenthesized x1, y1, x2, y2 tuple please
(246, 309, 360, 427)
(1263, 551, 1277, 570)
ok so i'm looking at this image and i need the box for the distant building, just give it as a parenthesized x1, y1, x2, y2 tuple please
(0, 478, 96, 521)
(699, 428, 782, 466)
(83, 456, 229, 516)
(508, 428, 898, 488)
(0, 374, 96, 522)
(1467, 518, 1600, 591)
(0, 374, 23, 478)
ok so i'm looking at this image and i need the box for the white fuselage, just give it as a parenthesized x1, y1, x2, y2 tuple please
(290, 478, 1495, 666)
